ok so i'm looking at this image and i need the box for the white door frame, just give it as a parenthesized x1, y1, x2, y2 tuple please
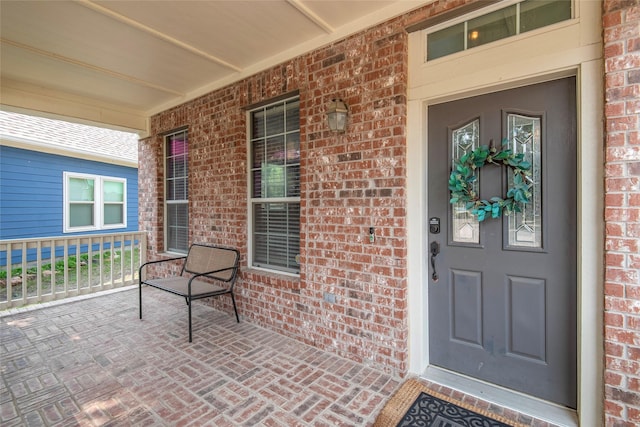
(406, 1, 603, 425)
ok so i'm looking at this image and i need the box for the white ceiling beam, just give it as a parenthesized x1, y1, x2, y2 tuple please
(1, 79, 149, 134)
(1, 38, 185, 97)
(75, 0, 243, 72)
(286, 0, 335, 34)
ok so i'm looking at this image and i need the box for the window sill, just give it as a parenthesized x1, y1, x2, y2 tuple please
(157, 251, 187, 258)
(241, 267, 301, 291)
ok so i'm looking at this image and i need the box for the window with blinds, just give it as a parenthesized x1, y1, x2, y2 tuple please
(165, 130, 189, 253)
(249, 97, 300, 274)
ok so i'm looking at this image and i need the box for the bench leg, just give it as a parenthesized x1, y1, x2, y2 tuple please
(188, 299, 193, 342)
(139, 282, 143, 319)
(231, 293, 240, 323)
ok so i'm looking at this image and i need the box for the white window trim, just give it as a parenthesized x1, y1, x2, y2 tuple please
(63, 171, 127, 233)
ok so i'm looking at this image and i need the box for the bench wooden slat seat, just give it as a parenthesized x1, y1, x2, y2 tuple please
(138, 244, 240, 342)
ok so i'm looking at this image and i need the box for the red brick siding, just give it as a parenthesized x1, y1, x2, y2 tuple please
(138, 0, 475, 377)
(140, 28, 411, 373)
(139, 3, 640, 420)
(138, 133, 163, 255)
(603, 0, 640, 425)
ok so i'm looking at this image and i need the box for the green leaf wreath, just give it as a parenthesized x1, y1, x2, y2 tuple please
(448, 140, 533, 222)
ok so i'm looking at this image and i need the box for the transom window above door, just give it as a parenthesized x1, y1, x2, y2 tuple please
(426, 0, 572, 61)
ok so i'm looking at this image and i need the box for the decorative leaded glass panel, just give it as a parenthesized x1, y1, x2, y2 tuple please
(452, 119, 480, 244)
(507, 114, 541, 248)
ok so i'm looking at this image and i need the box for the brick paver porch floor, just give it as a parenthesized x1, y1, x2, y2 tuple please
(1, 287, 402, 426)
(1, 287, 559, 427)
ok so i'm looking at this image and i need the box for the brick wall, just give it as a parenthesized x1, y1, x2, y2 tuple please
(138, 0, 478, 377)
(139, 2, 639, 421)
(603, 1, 640, 425)
(139, 12, 417, 375)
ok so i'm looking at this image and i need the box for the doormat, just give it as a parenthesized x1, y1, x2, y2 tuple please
(373, 378, 526, 427)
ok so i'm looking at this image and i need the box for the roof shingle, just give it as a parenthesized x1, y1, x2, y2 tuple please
(0, 111, 138, 165)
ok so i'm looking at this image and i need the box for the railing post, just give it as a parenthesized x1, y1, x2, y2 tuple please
(50, 239, 56, 298)
(1, 231, 148, 310)
(20, 242, 27, 305)
(6, 242, 13, 306)
(140, 235, 147, 282)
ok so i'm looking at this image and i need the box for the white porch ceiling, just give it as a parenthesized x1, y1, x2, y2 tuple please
(0, 0, 426, 133)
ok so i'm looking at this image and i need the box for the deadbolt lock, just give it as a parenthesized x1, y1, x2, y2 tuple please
(429, 217, 440, 234)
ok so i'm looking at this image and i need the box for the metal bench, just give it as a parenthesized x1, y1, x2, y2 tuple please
(138, 244, 240, 342)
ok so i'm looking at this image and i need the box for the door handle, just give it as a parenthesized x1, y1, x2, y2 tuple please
(430, 241, 440, 282)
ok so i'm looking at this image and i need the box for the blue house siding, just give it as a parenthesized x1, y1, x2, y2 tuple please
(1, 146, 138, 265)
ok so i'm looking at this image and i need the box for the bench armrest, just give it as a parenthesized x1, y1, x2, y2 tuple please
(139, 256, 187, 282)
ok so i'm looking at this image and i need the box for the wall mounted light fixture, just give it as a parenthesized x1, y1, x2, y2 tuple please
(327, 98, 348, 132)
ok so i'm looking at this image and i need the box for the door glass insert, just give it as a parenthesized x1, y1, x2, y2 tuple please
(451, 119, 480, 244)
(507, 114, 541, 248)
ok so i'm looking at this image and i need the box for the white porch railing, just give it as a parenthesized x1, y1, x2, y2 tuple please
(0, 232, 147, 310)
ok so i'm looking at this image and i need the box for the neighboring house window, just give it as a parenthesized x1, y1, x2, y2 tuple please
(249, 97, 300, 274)
(165, 129, 189, 253)
(63, 172, 126, 232)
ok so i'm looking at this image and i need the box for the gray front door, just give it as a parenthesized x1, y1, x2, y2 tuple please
(427, 78, 577, 408)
